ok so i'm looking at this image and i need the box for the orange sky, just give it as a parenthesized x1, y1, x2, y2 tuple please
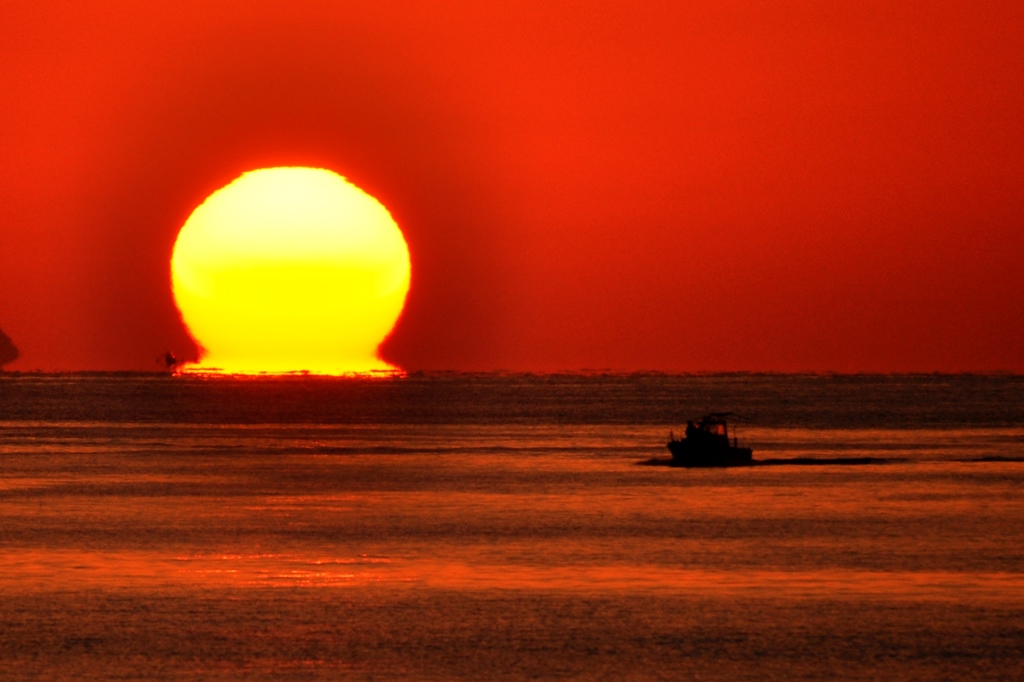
(1, 0, 1022, 372)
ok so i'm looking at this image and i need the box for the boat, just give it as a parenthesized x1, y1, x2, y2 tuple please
(667, 413, 753, 467)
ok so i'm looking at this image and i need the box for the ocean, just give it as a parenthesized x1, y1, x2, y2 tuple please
(0, 373, 1022, 680)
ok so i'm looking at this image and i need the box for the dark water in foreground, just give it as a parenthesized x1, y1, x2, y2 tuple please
(1, 373, 1022, 680)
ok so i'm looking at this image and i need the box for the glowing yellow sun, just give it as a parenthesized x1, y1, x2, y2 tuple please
(171, 167, 411, 374)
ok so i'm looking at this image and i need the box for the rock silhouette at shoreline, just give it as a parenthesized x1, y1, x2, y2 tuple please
(0, 327, 19, 368)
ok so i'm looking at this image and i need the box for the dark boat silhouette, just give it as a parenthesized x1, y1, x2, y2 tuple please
(667, 413, 753, 467)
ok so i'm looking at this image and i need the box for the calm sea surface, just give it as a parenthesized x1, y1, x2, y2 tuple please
(1, 373, 1022, 680)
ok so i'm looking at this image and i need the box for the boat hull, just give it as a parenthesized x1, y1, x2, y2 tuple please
(667, 440, 753, 467)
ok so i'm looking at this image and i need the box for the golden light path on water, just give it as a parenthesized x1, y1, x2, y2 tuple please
(3, 549, 1024, 600)
(171, 167, 411, 375)
(2, 424, 1023, 600)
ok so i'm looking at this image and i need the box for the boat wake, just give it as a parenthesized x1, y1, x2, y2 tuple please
(639, 456, 903, 467)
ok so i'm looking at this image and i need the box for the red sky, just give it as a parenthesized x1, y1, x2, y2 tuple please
(1, 0, 1022, 372)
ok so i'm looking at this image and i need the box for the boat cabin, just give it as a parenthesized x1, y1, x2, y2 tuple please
(685, 413, 734, 446)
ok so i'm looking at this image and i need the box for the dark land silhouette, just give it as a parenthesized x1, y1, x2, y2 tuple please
(0, 327, 18, 368)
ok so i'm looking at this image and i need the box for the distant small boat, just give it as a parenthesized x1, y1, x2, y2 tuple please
(667, 413, 753, 467)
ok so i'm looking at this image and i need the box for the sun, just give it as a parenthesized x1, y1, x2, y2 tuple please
(170, 167, 411, 374)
